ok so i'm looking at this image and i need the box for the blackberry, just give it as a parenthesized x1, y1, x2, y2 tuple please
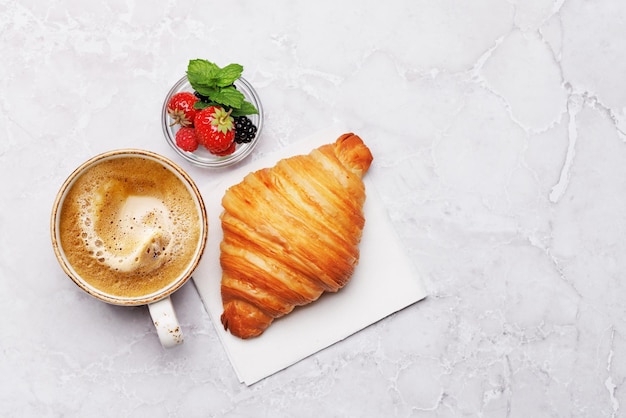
(234, 116, 257, 144)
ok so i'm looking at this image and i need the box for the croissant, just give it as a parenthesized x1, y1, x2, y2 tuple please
(219, 133, 374, 339)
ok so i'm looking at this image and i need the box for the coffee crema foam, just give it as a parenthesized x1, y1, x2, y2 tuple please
(59, 157, 202, 298)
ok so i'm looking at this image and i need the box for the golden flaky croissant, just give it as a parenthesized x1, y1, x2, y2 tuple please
(219, 133, 374, 339)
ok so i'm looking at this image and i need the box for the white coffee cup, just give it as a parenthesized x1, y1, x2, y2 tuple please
(50, 149, 208, 348)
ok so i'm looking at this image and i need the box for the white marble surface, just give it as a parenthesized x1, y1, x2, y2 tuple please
(1, 0, 625, 416)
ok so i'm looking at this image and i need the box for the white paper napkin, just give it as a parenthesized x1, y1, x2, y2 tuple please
(192, 127, 427, 385)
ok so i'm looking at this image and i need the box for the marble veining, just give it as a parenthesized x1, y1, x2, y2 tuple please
(1, 0, 625, 416)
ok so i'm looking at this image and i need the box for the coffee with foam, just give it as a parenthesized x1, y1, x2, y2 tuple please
(58, 156, 202, 298)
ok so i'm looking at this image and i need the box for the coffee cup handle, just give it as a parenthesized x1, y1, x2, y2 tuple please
(147, 296, 183, 348)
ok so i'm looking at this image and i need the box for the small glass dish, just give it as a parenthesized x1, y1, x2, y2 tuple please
(161, 75, 263, 168)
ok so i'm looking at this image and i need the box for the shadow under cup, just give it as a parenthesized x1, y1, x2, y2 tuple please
(50, 149, 208, 348)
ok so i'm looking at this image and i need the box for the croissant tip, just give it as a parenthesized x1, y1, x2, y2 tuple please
(220, 313, 229, 331)
(221, 300, 271, 339)
(334, 133, 373, 176)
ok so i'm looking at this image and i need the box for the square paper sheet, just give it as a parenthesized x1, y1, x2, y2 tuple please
(192, 127, 427, 385)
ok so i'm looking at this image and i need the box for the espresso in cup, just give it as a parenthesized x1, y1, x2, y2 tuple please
(52, 150, 207, 347)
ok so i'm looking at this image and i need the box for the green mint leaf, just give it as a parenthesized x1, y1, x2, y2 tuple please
(216, 64, 243, 87)
(192, 84, 219, 98)
(210, 86, 244, 109)
(193, 101, 218, 110)
(231, 100, 259, 116)
(185, 59, 259, 114)
(187, 59, 220, 90)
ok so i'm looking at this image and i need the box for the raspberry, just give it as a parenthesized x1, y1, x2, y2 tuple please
(175, 127, 198, 152)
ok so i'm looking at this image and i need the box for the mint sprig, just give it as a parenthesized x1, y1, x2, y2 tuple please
(186, 59, 258, 116)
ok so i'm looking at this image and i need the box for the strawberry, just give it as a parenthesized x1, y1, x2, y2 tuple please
(167, 92, 198, 127)
(194, 106, 235, 154)
(175, 127, 199, 152)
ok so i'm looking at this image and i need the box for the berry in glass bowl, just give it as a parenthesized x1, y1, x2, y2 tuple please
(161, 59, 263, 168)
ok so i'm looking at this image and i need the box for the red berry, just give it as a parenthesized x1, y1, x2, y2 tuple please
(167, 92, 198, 127)
(175, 127, 198, 152)
(213, 141, 237, 156)
(194, 106, 235, 154)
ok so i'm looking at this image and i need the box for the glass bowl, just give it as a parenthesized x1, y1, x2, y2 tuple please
(161, 75, 263, 168)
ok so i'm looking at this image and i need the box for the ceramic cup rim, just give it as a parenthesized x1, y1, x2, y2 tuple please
(50, 148, 208, 306)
